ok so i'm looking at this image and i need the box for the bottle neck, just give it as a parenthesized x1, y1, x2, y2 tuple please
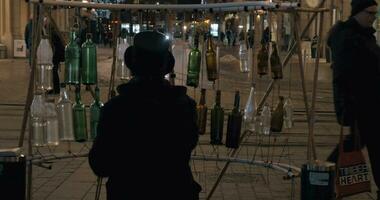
(207, 37, 213, 50)
(199, 89, 206, 105)
(60, 88, 68, 100)
(234, 92, 240, 109)
(215, 91, 221, 106)
(70, 31, 76, 43)
(75, 91, 81, 103)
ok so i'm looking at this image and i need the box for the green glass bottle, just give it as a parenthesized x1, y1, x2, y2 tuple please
(186, 35, 201, 88)
(258, 44, 269, 76)
(271, 96, 285, 133)
(206, 35, 218, 81)
(90, 86, 104, 140)
(210, 90, 224, 145)
(197, 88, 208, 135)
(73, 85, 88, 142)
(81, 33, 97, 85)
(226, 91, 243, 149)
(64, 31, 80, 84)
(270, 42, 283, 80)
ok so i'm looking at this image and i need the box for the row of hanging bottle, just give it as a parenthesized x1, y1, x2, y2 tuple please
(36, 31, 98, 91)
(197, 86, 293, 149)
(30, 84, 103, 147)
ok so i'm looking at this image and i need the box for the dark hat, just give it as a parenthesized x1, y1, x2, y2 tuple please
(124, 31, 175, 76)
(351, 0, 378, 16)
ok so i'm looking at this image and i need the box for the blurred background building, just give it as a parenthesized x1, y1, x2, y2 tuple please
(0, 0, 377, 59)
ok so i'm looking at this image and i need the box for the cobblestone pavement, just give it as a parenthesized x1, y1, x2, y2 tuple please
(0, 43, 378, 200)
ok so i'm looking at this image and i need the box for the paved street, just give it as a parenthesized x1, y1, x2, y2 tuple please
(0, 43, 378, 200)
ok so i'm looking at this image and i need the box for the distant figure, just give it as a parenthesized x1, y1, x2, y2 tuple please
(24, 16, 33, 67)
(88, 31, 202, 200)
(43, 17, 65, 94)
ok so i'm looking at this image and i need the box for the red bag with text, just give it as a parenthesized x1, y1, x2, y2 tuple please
(335, 125, 371, 199)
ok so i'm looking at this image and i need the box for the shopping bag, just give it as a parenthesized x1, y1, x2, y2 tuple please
(335, 125, 371, 198)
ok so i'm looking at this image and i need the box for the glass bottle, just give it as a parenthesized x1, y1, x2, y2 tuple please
(30, 93, 47, 146)
(239, 40, 249, 73)
(56, 83, 75, 141)
(64, 31, 80, 84)
(283, 97, 294, 129)
(261, 103, 271, 135)
(197, 88, 208, 135)
(45, 99, 59, 146)
(81, 33, 97, 85)
(186, 35, 201, 88)
(90, 86, 104, 140)
(36, 38, 53, 91)
(271, 96, 285, 133)
(206, 35, 218, 81)
(210, 90, 224, 145)
(116, 37, 130, 80)
(257, 44, 269, 77)
(270, 42, 283, 80)
(73, 85, 88, 142)
(243, 83, 257, 132)
(226, 91, 243, 149)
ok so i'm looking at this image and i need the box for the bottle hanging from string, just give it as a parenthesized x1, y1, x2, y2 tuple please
(81, 33, 97, 85)
(36, 38, 54, 91)
(64, 30, 80, 85)
(197, 88, 208, 135)
(210, 90, 224, 145)
(239, 37, 249, 73)
(117, 36, 130, 80)
(270, 42, 283, 80)
(226, 90, 243, 149)
(31, 92, 47, 146)
(186, 34, 201, 88)
(206, 34, 218, 82)
(90, 86, 104, 140)
(243, 83, 257, 132)
(261, 103, 271, 135)
(271, 96, 285, 133)
(283, 97, 294, 129)
(257, 44, 269, 77)
(73, 85, 88, 142)
(45, 99, 60, 146)
(56, 83, 75, 141)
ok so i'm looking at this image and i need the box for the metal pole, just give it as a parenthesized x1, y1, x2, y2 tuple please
(307, 11, 324, 161)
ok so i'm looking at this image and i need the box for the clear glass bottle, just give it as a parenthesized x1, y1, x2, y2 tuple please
(261, 103, 271, 135)
(30, 93, 47, 146)
(271, 96, 285, 133)
(270, 42, 283, 80)
(56, 83, 75, 141)
(81, 33, 97, 85)
(243, 83, 257, 132)
(206, 35, 218, 81)
(45, 99, 59, 146)
(239, 40, 249, 73)
(226, 91, 243, 148)
(257, 44, 269, 77)
(36, 38, 53, 91)
(210, 90, 224, 145)
(116, 37, 130, 80)
(73, 85, 88, 142)
(90, 86, 104, 140)
(186, 35, 201, 88)
(283, 97, 294, 129)
(64, 31, 80, 84)
(197, 88, 208, 135)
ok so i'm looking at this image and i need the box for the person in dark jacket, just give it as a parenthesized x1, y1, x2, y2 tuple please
(88, 31, 201, 200)
(327, 0, 380, 198)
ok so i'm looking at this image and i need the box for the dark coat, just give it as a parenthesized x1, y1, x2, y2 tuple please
(88, 78, 201, 200)
(327, 18, 380, 129)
